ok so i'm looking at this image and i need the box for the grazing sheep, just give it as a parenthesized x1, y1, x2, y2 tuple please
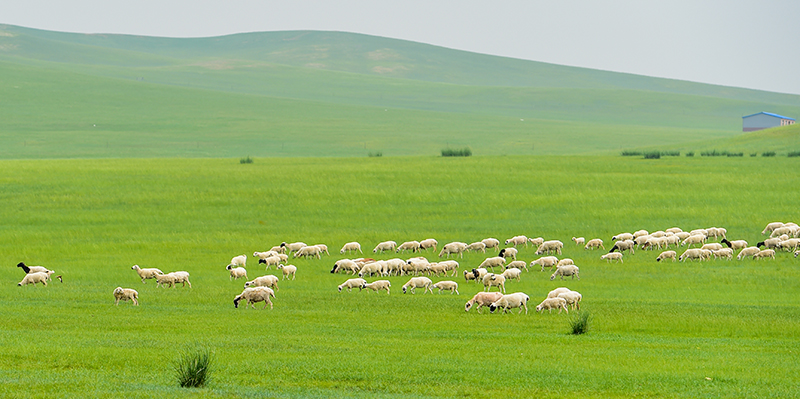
(419, 238, 438, 252)
(712, 248, 733, 260)
(679, 248, 709, 262)
(233, 287, 275, 309)
(557, 290, 582, 310)
(528, 237, 545, 247)
(584, 238, 605, 250)
(601, 252, 623, 263)
(572, 237, 585, 246)
(467, 241, 487, 253)
(505, 235, 528, 247)
(737, 246, 761, 260)
(283, 242, 307, 253)
(550, 265, 580, 281)
(405, 258, 430, 276)
(262, 255, 282, 270)
(779, 238, 800, 252)
(169, 271, 191, 288)
(276, 264, 297, 280)
(481, 238, 500, 251)
(701, 243, 724, 251)
(721, 239, 748, 250)
(536, 297, 568, 314)
(268, 245, 286, 254)
(557, 258, 575, 267)
(754, 249, 776, 260)
(432, 280, 459, 294)
(331, 259, 359, 275)
(245, 275, 280, 291)
(396, 241, 421, 253)
(656, 250, 677, 262)
(16, 262, 51, 275)
(384, 258, 407, 275)
(531, 256, 559, 272)
(464, 269, 479, 282)
(359, 261, 387, 278)
(770, 226, 794, 238)
(17, 271, 53, 287)
(438, 260, 460, 276)
(535, 240, 564, 255)
(373, 241, 397, 254)
(340, 242, 363, 254)
(479, 256, 506, 272)
(633, 229, 649, 238)
(226, 265, 248, 281)
(471, 268, 489, 282)
(438, 242, 468, 258)
(363, 280, 391, 294)
(402, 277, 433, 294)
(465, 291, 504, 313)
(113, 287, 139, 306)
(609, 240, 635, 254)
(498, 247, 518, 261)
(426, 262, 448, 277)
(338, 278, 368, 292)
(505, 260, 528, 272)
(612, 233, 634, 241)
(756, 238, 782, 250)
(254, 251, 279, 264)
(681, 234, 707, 247)
(294, 245, 322, 259)
(228, 254, 247, 268)
(489, 292, 530, 314)
(313, 244, 330, 256)
(547, 287, 572, 299)
(501, 267, 522, 281)
(665, 227, 684, 234)
(482, 273, 506, 293)
(154, 273, 177, 288)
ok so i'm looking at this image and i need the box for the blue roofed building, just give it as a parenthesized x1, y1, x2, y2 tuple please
(742, 112, 796, 132)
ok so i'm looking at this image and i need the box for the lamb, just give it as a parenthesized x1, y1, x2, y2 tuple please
(489, 292, 530, 314)
(481, 238, 500, 251)
(505, 235, 529, 247)
(557, 290, 582, 310)
(363, 280, 391, 294)
(531, 256, 559, 272)
(233, 287, 275, 309)
(226, 265, 248, 281)
(294, 245, 322, 259)
(721, 239, 748, 250)
(262, 255, 282, 270)
(498, 247, 517, 260)
(712, 248, 733, 260)
(432, 280, 459, 294)
(396, 241, 421, 253)
(550, 265, 580, 281)
(338, 278, 368, 292)
(373, 241, 397, 254)
(612, 233, 634, 241)
(501, 267, 522, 281)
(340, 242, 363, 254)
(438, 242, 468, 258)
(228, 254, 247, 268)
(402, 277, 433, 294)
(331, 259, 359, 275)
(547, 287, 572, 298)
(467, 241, 487, 253)
(419, 238, 438, 252)
(113, 287, 139, 306)
(18, 271, 53, 287)
(656, 250, 677, 262)
(465, 291, 504, 313)
(535, 297, 568, 314)
(609, 240, 635, 254)
(245, 275, 279, 291)
(572, 237, 585, 246)
(601, 252, 623, 263)
(535, 240, 564, 255)
(482, 273, 506, 293)
(479, 256, 506, 271)
(737, 246, 761, 260)
(276, 264, 297, 280)
(505, 260, 528, 272)
(584, 238, 605, 250)
(754, 249, 776, 260)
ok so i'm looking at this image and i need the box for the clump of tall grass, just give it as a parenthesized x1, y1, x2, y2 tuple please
(175, 346, 213, 388)
(788, 151, 800, 158)
(568, 310, 591, 335)
(685, 151, 694, 157)
(239, 156, 254, 164)
(441, 147, 472, 157)
(762, 151, 776, 157)
(621, 150, 642, 156)
(726, 152, 743, 157)
(368, 151, 383, 157)
(643, 152, 661, 159)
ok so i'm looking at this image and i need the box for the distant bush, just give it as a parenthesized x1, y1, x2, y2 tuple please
(750, 153, 757, 157)
(685, 151, 694, 157)
(239, 156, 253, 164)
(701, 150, 723, 157)
(621, 150, 642, 156)
(727, 152, 743, 157)
(643, 152, 661, 159)
(368, 151, 383, 157)
(788, 151, 800, 158)
(661, 151, 680, 157)
(762, 151, 776, 157)
(441, 147, 472, 157)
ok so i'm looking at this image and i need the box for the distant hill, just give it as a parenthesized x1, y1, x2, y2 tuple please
(1, 24, 799, 159)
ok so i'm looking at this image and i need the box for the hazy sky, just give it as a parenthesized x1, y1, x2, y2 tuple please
(3, 0, 799, 95)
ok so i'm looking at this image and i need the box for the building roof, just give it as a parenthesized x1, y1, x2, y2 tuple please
(742, 112, 795, 121)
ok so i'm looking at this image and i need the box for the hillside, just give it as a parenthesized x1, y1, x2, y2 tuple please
(1, 24, 799, 159)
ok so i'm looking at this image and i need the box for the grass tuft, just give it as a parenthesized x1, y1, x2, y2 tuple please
(762, 151, 776, 157)
(643, 152, 661, 159)
(568, 310, 591, 335)
(621, 150, 642, 156)
(788, 151, 800, 157)
(175, 346, 213, 388)
(368, 151, 383, 157)
(441, 147, 472, 157)
(685, 151, 694, 157)
(240, 156, 254, 164)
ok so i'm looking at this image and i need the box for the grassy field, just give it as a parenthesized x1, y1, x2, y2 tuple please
(2, 156, 799, 398)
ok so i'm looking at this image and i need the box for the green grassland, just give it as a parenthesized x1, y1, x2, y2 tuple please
(1, 156, 799, 398)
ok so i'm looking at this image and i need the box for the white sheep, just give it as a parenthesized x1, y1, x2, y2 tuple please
(338, 278, 368, 292)
(489, 292, 530, 314)
(17, 262, 51, 275)
(276, 264, 297, 280)
(385, 258, 407, 275)
(467, 241, 487, 253)
(501, 267, 522, 281)
(479, 256, 506, 272)
(426, 262, 448, 277)
(402, 276, 433, 294)
(584, 238, 605, 250)
(438, 242, 468, 258)
(432, 280, 459, 294)
(701, 243, 724, 251)
(679, 248, 709, 262)
(359, 261, 388, 278)
(482, 273, 506, 293)
(609, 240, 635, 254)
(130, 265, 163, 283)
(770, 226, 793, 238)
(528, 237, 545, 247)
(550, 265, 580, 281)
(396, 241, 421, 253)
(681, 234, 706, 247)
(245, 275, 280, 291)
(601, 252, 623, 263)
(233, 287, 275, 309)
(498, 247, 517, 260)
(228, 254, 247, 268)
(535, 297, 568, 314)
(314, 244, 330, 256)
(656, 250, 677, 262)
(226, 265, 248, 281)
(712, 248, 733, 260)
(531, 256, 559, 272)
(612, 233, 634, 241)
(665, 227, 684, 234)
(17, 271, 53, 287)
(113, 287, 139, 306)
(294, 245, 322, 259)
(331, 259, 359, 275)
(557, 290, 582, 310)
(269, 245, 286, 254)
(169, 271, 191, 288)
(465, 291, 504, 313)
(505, 260, 528, 272)
(721, 239, 748, 250)
(438, 260, 460, 276)
(470, 267, 489, 282)
(340, 242, 363, 254)
(780, 238, 800, 252)
(633, 229, 649, 238)
(504, 235, 528, 247)
(481, 238, 500, 251)
(737, 246, 761, 260)
(757, 238, 782, 250)
(754, 249, 776, 260)
(363, 280, 391, 294)
(547, 287, 571, 298)
(373, 241, 397, 254)
(535, 240, 563, 255)
(262, 255, 282, 270)
(557, 258, 574, 266)
(572, 237, 585, 246)
(283, 242, 307, 253)
(419, 238, 438, 252)
(154, 273, 177, 288)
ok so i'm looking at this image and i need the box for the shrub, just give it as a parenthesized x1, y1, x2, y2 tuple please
(368, 151, 383, 157)
(621, 150, 642, 156)
(685, 151, 694, 157)
(750, 153, 757, 157)
(175, 346, 213, 388)
(568, 310, 591, 335)
(643, 152, 661, 159)
(727, 152, 743, 157)
(762, 151, 776, 157)
(661, 151, 680, 157)
(239, 156, 253, 164)
(788, 151, 800, 158)
(701, 150, 722, 157)
(441, 147, 472, 157)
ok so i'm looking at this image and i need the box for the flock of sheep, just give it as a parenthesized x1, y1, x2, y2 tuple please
(14, 221, 798, 313)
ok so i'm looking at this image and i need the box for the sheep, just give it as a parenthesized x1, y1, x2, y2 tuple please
(17, 271, 53, 287)
(756, 238, 782, 250)
(721, 239, 748, 250)
(535, 240, 564, 255)
(438, 260, 460, 276)
(584, 238, 605, 250)
(633, 229, 649, 238)
(504, 235, 528, 247)
(385, 258, 407, 275)
(426, 262, 448, 277)
(481, 238, 500, 251)
(489, 292, 530, 314)
(528, 237, 545, 247)
(396, 240, 420, 253)
(314, 244, 330, 256)
(479, 256, 506, 272)
(557, 258, 575, 267)
(712, 248, 733, 260)
(419, 238, 438, 252)
(612, 233, 634, 241)
(233, 287, 275, 309)
(547, 287, 572, 299)
(754, 249, 776, 260)
(404, 258, 429, 276)
(464, 269, 479, 282)
(432, 280, 459, 294)
(498, 247, 517, 261)
(572, 236, 585, 246)
(254, 251, 279, 264)
(340, 242, 363, 254)
(438, 242, 468, 258)
(154, 273, 177, 288)
(609, 240, 635, 254)
(505, 260, 528, 272)
(465, 291, 504, 313)
(16, 262, 51, 275)
(262, 255, 282, 270)
(245, 275, 279, 291)
(536, 297, 568, 314)
(737, 246, 761, 260)
(276, 264, 297, 280)
(113, 287, 139, 306)
(268, 244, 286, 254)
(681, 234, 706, 248)
(359, 261, 387, 278)
(283, 242, 307, 253)
(467, 241, 487, 253)
(471, 267, 489, 282)
(656, 250, 677, 262)
(531, 256, 559, 272)
(501, 267, 522, 281)
(331, 259, 360, 275)
(665, 227, 684, 234)
(674, 231, 691, 240)
(601, 252, 623, 263)
(779, 238, 800, 252)
(170, 271, 191, 288)
(679, 248, 709, 262)
(707, 227, 727, 240)
(557, 290, 582, 310)
(373, 241, 397, 254)
(482, 273, 506, 293)
(402, 277, 433, 294)
(228, 254, 247, 268)
(226, 265, 248, 281)
(550, 265, 580, 281)
(294, 245, 322, 259)
(770, 226, 793, 238)
(363, 280, 391, 294)
(338, 278, 368, 292)
(701, 243, 724, 251)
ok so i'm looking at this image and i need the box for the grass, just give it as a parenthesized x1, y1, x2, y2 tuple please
(568, 309, 591, 335)
(175, 346, 213, 388)
(1, 155, 799, 398)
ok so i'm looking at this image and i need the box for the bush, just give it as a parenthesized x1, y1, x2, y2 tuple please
(368, 151, 383, 157)
(568, 310, 591, 335)
(685, 151, 694, 157)
(762, 151, 776, 157)
(239, 156, 253, 164)
(701, 150, 722, 157)
(441, 147, 472, 157)
(621, 150, 642, 156)
(727, 152, 743, 157)
(175, 346, 213, 388)
(750, 153, 757, 157)
(788, 151, 800, 158)
(643, 152, 661, 159)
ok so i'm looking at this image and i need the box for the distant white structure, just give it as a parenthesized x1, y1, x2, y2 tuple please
(742, 112, 795, 132)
